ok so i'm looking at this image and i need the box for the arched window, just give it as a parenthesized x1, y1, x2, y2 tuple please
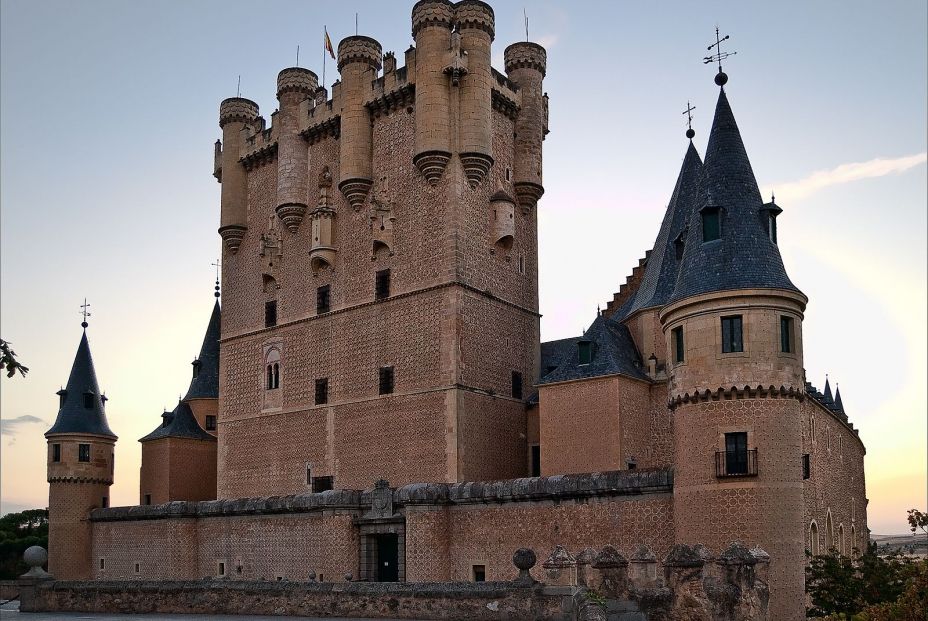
(826, 511, 834, 552)
(810, 416, 815, 445)
(809, 521, 820, 556)
(265, 348, 281, 390)
(851, 525, 857, 556)
(838, 524, 845, 555)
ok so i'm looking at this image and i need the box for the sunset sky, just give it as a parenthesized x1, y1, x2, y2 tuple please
(1, 0, 925, 535)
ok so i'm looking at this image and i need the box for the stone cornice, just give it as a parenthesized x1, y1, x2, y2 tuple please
(668, 384, 803, 409)
(492, 88, 519, 121)
(366, 84, 415, 120)
(240, 142, 277, 171)
(48, 476, 113, 485)
(301, 116, 341, 144)
(659, 288, 809, 326)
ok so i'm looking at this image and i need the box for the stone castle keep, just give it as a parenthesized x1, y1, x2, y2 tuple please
(40, 2, 867, 619)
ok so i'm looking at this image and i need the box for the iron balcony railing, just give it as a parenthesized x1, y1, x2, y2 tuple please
(715, 449, 758, 477)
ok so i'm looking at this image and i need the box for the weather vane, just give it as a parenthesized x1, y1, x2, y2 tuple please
(683, 101, 696, 139)
(80, 298, 91, 328)
(211, 259, 221, 298)
(704, 26, 736, 86)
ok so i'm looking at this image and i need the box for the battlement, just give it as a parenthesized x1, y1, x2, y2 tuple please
(411, 0, 455, 36)
(504, 41, 547, 77)
(454, 0, 495, 38)
(276, 67, 318, 98)
(218, 97, 258, 128)
(337, 35, 383, 71)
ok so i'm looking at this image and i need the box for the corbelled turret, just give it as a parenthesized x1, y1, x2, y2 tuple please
(337, 35, 382, 208)
(218, 97, 259, 253)
(275, 67, 318, 232)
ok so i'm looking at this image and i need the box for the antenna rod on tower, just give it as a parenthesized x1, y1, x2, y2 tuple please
(296, 45, 300, 67)
(236, 75, 241, 97)
(524, 8, 529, 41)
(355, 13, 358, 36)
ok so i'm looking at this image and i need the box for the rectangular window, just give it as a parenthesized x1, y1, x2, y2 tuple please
(769, 215, 778, 243)
(702, 207, 721, 242)
(379, 366, 394, 395)
(375, 269, 391, 300)
(472, 565, 486, 582)
(134, 562, 140, 574)
(578, 341, 592, 365)
(52, 443, 61, 462)
(144, 494, 152, 506)
(102, 496, 108, 508)
(218, 562, 225, 577)
(511, 371, 523, 400)
(99, 558, 105, 570)
(78, 443, 90, 462)
(627, 461, 637, 470)
(530, 445, 541, 477)
(724, 432, 749, 475)
(205, 415, 217, 431)
(721, 315, 743, 353)
(312, 476, 334, 493)
(802, 454, 811, 480)
(315, 378, 329, 405)
(780, 316, 794, 353)
(265, 300, 277, 328)
(672, 326, 684, 363)
(317, 285, 331, 314)
(83, 393, 94, 409)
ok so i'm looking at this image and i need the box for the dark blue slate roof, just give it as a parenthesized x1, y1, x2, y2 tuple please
(46, 330, 117, 439)
(626, 141, 703, 315)
(669, 88, 801, 303)
(806, 380, 848, 422)
(183, 301, 220, 400)
(139, 400, 214, 442)
(538, 314, 649, 386)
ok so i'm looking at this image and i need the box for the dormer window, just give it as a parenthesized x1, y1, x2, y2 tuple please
(83, 392, 94, 409)
(762, 200, 782, 244)
(701, 207, 721, 242)
(768, 214, 778, 243)
(57, 389, 67, 408)
(578, 340, 593, 365)
(674, 231, 686, 260)
(192, 359, 201, 379)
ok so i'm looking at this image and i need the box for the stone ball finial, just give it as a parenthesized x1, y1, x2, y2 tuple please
(715, 71, 728, 86)
(20, 546, 52, 580)
(686, 128, 696, 139)
(512, 548, 537, 571)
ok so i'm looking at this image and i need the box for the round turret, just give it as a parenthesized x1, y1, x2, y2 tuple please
(456, 0, 496, 187)
(505, 42, 547, 209)
(337, 36, 383, 72)
(504, 42, 547, 77)
(455, 0, 495, 39)
(411, 0, 454, 38)
(218, 97, 259, 128)
(277, 67, 318, 98)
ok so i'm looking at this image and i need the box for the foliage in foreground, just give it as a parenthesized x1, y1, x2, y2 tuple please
(0, 509, 48, 579)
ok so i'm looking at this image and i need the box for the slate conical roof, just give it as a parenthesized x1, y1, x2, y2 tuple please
(538, 314, 649, 385)
(669, 88, 801, 303)
(46, 329, 117, 439)
(183, 300, 220, 400)
(834, 386, 844, 413)
(626, 141, 703, 316)
(139, 400, 214, 442)
(823, 377, 834, 405)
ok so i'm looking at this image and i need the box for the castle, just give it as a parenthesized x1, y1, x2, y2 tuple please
(42, 2, 867, 619)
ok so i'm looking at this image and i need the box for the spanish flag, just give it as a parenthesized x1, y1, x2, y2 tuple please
(324, 27, 335, 60)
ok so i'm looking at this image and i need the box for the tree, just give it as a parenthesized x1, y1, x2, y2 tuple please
(907, 508, 927, 538)
(0, 509, 48, 578)
(0, 339, 29, 378)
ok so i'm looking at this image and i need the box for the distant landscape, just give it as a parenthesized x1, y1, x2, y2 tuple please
(872, 533, 928, 557)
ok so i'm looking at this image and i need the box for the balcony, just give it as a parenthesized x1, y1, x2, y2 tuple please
(715, 449, 758, 477)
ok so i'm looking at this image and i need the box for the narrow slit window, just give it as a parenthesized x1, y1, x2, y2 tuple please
(144, 494, 152, 505)
(317, 285, 331, 314)
(769, 214, 778, 243)
(315, 378, 329, 405)
(511, 371, 523, 399)
(379, 366, 394, 395)
(52, 443, 61, 463)
(802, 454, 811, 480)
(721, 315, 743, 353)
(375, 269, 391, 300)
(780, 316, 794, 353)
(530, 445, 540, 477)
(265, 300, 278, 328)
(672, 326, 684, 363)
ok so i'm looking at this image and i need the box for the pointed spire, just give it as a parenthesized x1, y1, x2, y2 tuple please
(834, 385, 844, 413)
(626, 141, 703, 316)
(140, 400, 214, 442)
(823, 376, 834, 405)
(669, 88, 802, 303)
(183, 299, 221, 401)
(46, 327, 117, 439)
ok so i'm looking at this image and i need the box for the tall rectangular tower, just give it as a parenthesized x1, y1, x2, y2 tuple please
(215, 0, 547, 498)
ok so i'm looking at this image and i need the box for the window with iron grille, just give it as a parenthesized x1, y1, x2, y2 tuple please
(317, 285, 331, 314)
(379, 366, 394, 395)
(78, 443, 90, 462)
(312, 476, 334, 493)
(265, 300, 277, 327)
(315, 378, 329, 405)
(780, 316, 794, 353)
(672, 326, 684, 363)
(375, 269, 391, 300)
(205, 415, 217, 431)
(721, 315, 743, 353)
(511, 371, 523, 399)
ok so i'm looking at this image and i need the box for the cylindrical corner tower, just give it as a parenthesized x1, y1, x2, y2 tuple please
(218, 97, 259, 253)
(455, 0, 495, 187)
(411, 0, 454, 185)
(337, 35, 381, 209)
(504, 41, 546, 210)
(45, 327, 117, 580)
(275, 67, 318, 232)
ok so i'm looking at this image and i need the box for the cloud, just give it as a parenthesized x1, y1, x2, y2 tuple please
(0, 415, 46, 437)
(535, 34, 559, 49)
(767, 152, 927, 202)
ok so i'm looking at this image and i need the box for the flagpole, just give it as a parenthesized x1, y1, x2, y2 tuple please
(322, 27, 327, 89)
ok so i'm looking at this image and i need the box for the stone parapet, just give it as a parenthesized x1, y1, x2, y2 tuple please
(455, 0, 495, 38)
(337, 36, 383, 72)
(411, 0, 454, 37)
(218, 98, 258, 128)
(276, 67, 318, 98)
(504, 42, 547, 77)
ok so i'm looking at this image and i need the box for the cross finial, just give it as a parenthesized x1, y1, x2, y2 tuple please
(80, 298, 91, 329)
(211, 259, 221, 298)
(683, 101, 696, 139)
(704, 26, 736, 86)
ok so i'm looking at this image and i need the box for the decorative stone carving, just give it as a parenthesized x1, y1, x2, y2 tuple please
(219, 225, 247, 254)
(338, 177, 373, 210)
(259, 215, 282, 290)
(542, 545, 577, 587)
(511, 548, 536, 586)
(365, 479, 394, 519)
(310, 166, 337, 273)
(413, 151, 451, 186)
(443, 27, 468, 86)
(370, 176, 396, 258)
